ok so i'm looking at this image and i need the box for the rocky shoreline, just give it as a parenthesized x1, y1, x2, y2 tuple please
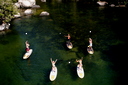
(0, 0, 50, 32)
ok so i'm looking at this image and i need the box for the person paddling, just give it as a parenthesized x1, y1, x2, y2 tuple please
(88, 38, 92, 47)
(25, 41, 30, 52)
(87, 38, 94, 54)
(65, 34, 71, 41)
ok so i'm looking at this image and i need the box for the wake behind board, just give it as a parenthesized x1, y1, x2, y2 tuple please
(66, 41, 73, 49)
(87, 47, 94, 54)
(23, 49, 33, 59)
(49, 66, 57, 81)
(77, 65, 84, 78)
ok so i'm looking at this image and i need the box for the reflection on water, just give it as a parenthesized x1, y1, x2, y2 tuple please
(0, 1, 127, 85)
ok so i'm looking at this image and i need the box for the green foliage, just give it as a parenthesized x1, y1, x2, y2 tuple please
(0, 0, 18, 23)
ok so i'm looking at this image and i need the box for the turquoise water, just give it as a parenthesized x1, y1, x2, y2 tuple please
(0, 1, 127, 85)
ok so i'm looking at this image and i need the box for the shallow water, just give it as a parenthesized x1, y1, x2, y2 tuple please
(0, 1, 127, 85)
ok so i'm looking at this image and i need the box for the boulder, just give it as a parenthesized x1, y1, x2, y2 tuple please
(0, 25, 5, 31)
(32, 5, 40, 8)
(97, 1, 108, 6)
(21, 1, 32, 8)
(41, 0, 46, 2)
(0, 23, 10, 31)
(14, 13, 21, 18)
(40, 11, 49, 16)
(14, 2, 21, 8)
(24, 9, 33, 15)
(18, 0, 36, 8)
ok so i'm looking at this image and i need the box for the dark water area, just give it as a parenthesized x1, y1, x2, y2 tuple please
(0, 1, 128, 85)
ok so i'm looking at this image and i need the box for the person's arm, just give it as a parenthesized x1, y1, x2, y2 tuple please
(65, 34, 70, 37)
(64, 35, 68, 37)
(55, 59, 57, 63)
(25, 41, 27, 45)
(25, 41, 28, 48)
(50, 58, 52, 63)
(76, 59, 78, 62)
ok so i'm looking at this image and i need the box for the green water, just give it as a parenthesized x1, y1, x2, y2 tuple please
(0, 1, 127, 85)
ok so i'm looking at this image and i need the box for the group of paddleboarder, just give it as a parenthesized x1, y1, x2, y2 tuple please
(64, 34, 94, 54)
(25, 33, 93, 54)
(50, 57, 83, 71)
(24, 33, 93, 80)
(50, 57, 84, 80)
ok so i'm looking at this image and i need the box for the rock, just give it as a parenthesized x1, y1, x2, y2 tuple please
(5, 23, 10, 29)
(97, 1, 108, 6)
(0, 23, 10, 31)
(110, 4, 115, 7)
(41, 0, 46, 2)
(21, 1, 32, 8)
(0, 25, 5, 31)
(14, 2, 21, 8)
(24, 9, 33, 15)
(40, 11, 50, 16)
(14, 13, 21, 18)
(18, 0, 36, 8)
(32, 5, 40, 8)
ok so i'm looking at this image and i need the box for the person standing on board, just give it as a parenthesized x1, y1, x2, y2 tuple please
(87, 38, 94, 54)
(88, 38, 92, 47)
(25, 41, 30, 52)
(65, 34, 71, 41)
(76, 57, 83, 69)
(50, 58, 57, 72)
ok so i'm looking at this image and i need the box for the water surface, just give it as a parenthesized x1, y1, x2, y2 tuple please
(0, 1, 127, 85)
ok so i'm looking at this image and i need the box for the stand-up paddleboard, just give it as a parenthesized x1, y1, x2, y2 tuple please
(49, 66, 57, 81)
(66, 41, 73, 49)
(87, 47, 94, 54)
(23, 49, 33, 59)
(77, 64, 84, 78)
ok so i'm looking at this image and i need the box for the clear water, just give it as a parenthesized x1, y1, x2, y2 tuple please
(0, 1, 127, 85)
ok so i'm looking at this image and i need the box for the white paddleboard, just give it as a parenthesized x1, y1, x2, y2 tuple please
(66, 41, 73, 49)
(77, 65, 84, 78)
(23, 49, 33, 59)
(49, 66, 57, 81)
(87, 47, 94, 54)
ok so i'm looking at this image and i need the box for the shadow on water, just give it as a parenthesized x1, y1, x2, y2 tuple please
(66, 59, 78, 80)
(103, 44, 127, 85)
(42, 68, 51, 85)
